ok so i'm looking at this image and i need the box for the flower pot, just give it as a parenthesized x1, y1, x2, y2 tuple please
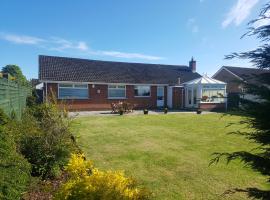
(164, 108, 168, 114)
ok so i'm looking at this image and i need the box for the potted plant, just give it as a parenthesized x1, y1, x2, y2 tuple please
(143, 109, 148, 115)
(164, 107, 168, 114)
(196, 109, 202, 114)
(119, 108, 124, 115)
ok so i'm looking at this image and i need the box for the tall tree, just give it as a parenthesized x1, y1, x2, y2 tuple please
(211, 3, 270, 199)
(1, 65, 28, 85)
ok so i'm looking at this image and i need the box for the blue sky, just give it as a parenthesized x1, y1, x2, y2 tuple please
(0, 0, 268, 79)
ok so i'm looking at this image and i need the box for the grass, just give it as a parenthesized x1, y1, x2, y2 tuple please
(72, 113, 269, 200)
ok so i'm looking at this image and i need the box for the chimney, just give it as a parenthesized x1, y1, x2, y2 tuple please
(177, 77, 181, 85)
(189, 57, 196, 73)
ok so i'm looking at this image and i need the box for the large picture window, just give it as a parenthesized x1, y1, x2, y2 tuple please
(108, 85, 126, 98)
(58, 83, 88, 99)
(134, 86, 150, 97)
(201, 89, 225, 103)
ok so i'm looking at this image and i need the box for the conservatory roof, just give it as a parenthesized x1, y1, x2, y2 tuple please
(183, 75, 226, 85)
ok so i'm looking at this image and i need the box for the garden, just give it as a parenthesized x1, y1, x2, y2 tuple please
(72, 113, 269, 200)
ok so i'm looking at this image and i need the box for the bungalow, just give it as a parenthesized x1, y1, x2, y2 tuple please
(212, 66, 270, 108)
(39, 55, 226, 111)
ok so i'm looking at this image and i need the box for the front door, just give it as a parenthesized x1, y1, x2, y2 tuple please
(157, 86, 164, 107)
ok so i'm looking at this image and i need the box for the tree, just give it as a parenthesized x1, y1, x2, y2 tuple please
(1, 65, 28, 85)
(211, 3, 270, 199)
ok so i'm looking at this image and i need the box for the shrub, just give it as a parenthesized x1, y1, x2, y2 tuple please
(0, 110, 31, 200)
(54, 154, 151, 200)
(10, 103, 79, 179)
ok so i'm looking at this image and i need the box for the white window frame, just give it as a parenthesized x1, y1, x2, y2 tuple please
(58, 83, 89, 99)
(134, 85, 151, 97)
(200, 88, 226, 103)
(107, 84, 126, 99)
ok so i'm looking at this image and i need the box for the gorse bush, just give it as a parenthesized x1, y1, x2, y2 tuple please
(9, 103, 79, 179)
(54, 154, 151, 200)
(0, 110, 31, 200)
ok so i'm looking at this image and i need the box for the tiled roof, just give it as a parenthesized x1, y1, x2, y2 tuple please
(223, 66, 270, 84)
(39, 55, 201, 85)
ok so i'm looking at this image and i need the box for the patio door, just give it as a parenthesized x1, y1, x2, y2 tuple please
(157, 86, 164, 107)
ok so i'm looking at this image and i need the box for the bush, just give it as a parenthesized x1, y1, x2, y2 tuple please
(54, 154, 151, 200)
(9, 103, 79, 179)
(0, 111, 31, 200)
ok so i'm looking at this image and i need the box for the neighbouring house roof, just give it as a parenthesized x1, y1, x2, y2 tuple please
(213, 66, 270, 84)
(39, 55, 201, 85)
(183, 75, 226, 85)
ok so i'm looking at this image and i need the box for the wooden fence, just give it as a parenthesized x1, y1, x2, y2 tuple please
(0, 78, 31, 119)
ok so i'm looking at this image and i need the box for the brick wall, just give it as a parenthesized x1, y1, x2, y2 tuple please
(45, 83, 167, 111)
(214, 69, 242, 93)
(199, 103, 226, 111)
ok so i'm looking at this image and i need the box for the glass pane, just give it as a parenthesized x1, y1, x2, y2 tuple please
(135, 86, 150, 96)
(59, 88, 88, 99)
(202, 89, 225, 102)
(188, 89, 192, 104)
(193, 88, 197, 105)
(74, 84, 88, 88)
(108, 89, 125, 98)
(117, 85, 125, 89)
(157, 87, 164, 97)
(59, 83, 73, 88)
(108, 85, 117, 89)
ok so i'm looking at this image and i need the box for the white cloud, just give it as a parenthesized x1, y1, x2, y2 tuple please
(0, 33, 44, 44)
(254, 10, 270, 28)
(99, 51, 163, 60)
(0, 33, 163, 61)
(222, 0, 259, 28)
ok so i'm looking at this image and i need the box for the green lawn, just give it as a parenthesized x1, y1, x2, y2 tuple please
(72, 113, 269, 200)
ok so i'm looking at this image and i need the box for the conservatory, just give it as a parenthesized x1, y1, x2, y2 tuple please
(183, 76, 227, 111)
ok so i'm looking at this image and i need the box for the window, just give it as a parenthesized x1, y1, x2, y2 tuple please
(58, 83, 88, 99)
(201, 89, 225, 103)
(193, 88, 197, 105)
(134, 86, 150, 97)
(188, 88, 192, 104)
(108, 85, 126, 98)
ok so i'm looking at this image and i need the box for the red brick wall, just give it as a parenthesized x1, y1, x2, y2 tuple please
(45, 83, 167, 111)
(214, 69, 242, 93)
(199, 103, 226, 111)
(172, 87, 184, 109)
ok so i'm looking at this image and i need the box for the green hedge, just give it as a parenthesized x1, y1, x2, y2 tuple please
(0, 126, 31, 200)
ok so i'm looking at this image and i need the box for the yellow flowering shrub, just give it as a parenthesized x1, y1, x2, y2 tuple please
(54, 154, 151, 200)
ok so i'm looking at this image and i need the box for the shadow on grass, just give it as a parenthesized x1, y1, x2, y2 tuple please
(210, 111, 270, 199)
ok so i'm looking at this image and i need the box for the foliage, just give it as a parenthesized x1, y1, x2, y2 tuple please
(212, 3, 270, 199)
(111, 102, 134, 114)
(0, 110, 31, 200)
(0, 108, 9, 125)
(54, 153, 151, 200)
(9, 103, 79, 179)
(1, 64, 29, 85)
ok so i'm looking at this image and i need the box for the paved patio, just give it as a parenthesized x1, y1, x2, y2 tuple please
(69, 110, 214, 117)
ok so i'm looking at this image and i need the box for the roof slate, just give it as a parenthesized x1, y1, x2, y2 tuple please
(223, 66, 270, 84)
(39, 55, 201, 85)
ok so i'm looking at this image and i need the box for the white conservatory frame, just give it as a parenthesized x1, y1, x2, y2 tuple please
(183, 76, 227, 108)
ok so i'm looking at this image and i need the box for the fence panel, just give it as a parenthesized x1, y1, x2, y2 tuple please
(0, 78, 31, 119)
